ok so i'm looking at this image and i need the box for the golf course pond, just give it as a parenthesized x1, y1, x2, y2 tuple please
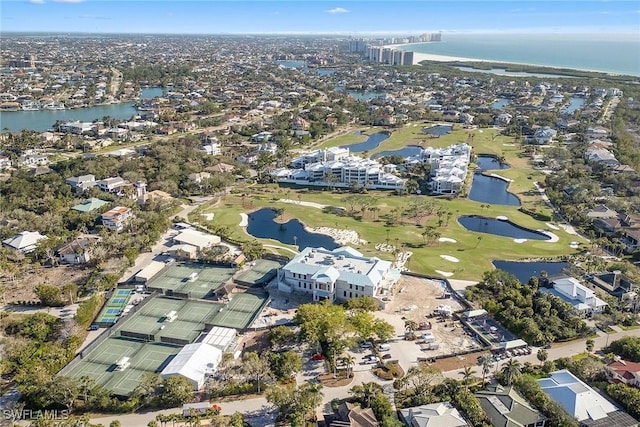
(458, 215, 551, 241)
(246, 208, 339, 249)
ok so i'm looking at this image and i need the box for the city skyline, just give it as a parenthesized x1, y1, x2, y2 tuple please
(1, 0, 639, 35)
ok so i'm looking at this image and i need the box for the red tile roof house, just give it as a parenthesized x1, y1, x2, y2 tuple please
(605, 359, 640, 388)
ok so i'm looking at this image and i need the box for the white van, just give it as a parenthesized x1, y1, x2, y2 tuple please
(378, 344, 391, 352)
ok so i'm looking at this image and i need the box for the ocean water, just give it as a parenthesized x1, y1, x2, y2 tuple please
(401, 33, 640, 77)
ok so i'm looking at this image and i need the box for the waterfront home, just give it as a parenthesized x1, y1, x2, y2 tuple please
(277, 246, 399, 302)
(2, 231, 47, 254)
(59, 121, 96, 135)
(605, 359, 640, 389)
(541, 277, 608, 316)
(100, 206, 133, 232)
(538, 370, 637, 426)
(398, 402, 470, 427)
(66, 174, 97, 194)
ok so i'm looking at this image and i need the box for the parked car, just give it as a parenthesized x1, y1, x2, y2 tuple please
(359, 341, 373, 348)
(88, 323, 99, 331)
(364, 356, 380, 364)
(378, 344, 391, 352)
(311, 353, 325, 361)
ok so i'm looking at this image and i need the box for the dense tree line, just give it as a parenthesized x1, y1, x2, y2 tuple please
(605, 336, 640, 362)
(466, 270, 590, 346)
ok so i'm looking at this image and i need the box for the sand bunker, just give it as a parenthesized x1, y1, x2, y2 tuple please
(239, 213, 248, 227)
(438, 237, 457, 243)
(496, 215, 509, 221)
(513, 238, 527, 243)
(539, 230, 560, 243)
(201, 213, 214, 221)
(279, 199, 333, 209)
(435, 270, 454, 277)
(440, 255, 460, 263)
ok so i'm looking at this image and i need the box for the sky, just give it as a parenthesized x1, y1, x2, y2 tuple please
(1, 0, 639, 34)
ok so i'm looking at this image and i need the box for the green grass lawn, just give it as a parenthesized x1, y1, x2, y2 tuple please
(196, 122, 580, 281)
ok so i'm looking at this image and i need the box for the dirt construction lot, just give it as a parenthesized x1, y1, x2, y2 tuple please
(383, 275, 481, 358)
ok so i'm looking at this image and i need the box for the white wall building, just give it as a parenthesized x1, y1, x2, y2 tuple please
(101, 206, 133, 231)
(543, 277, 608, 316)
(421, 143, 472, 194)
(278, 246, 399, 302)
(272, 148, 405, 191)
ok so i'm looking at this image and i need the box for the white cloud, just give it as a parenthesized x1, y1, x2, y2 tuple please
(326, 7, 349, 14)
(28, 0, 46, 4)
(54, 0, 85, 3)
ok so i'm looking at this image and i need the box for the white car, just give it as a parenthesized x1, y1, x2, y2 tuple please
(363, 355, 380, 364)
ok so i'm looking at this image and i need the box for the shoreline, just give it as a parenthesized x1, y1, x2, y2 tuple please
(406, 51, 626, 77)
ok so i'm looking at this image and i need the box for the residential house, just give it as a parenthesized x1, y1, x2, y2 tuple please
(583, 205, 618, 219)
(538, 370, 638, 427)
(0, 155, 12, 170)
(605, 359, 640, 389)
(202, 143, 221, 156)
(100, 206, 133, 231)
(585, 148, 619, 168)
(278, 246, 399, 302)
(398, 402, 470, 427)
(19, 153, 49, 167)
(328, 402, 379, 427)
(97, 176, 130, 195)
(494, 113, 512, 126)
(2, 231, 47, 254)
(206, 163, 235, 174)
(71, 197, 109, 213)
(291, 116, 310, 130)
(622, 229, 640, 253)
(66, 174, 98, 194)
(542, 277, 608, 316)
(55, 238, 93, 264)
(188, 172, 211, 184)
(529, 127, 557, 145)
(475, 385, 549, 427)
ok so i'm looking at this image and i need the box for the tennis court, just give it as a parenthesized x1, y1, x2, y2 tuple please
(147, 263, 237, 299)
(95, 288, 133, 326)
(234, 259, 283, 287)
(119, 297, 218, 344)
(61, 338, 180, 396)
(209, 292, 269, 329)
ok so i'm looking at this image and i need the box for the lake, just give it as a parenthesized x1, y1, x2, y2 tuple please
(468, 156, 519, 206)
(342, 132, 390, 153)
(372, 145, 423, 159)
(345, 91, 386, 101)
(422, 124, 452, 137)
(493, 260, 569, 284)
(492, 98, 510, 110)
(246, 208, 338, 250)
(561, 97, 586, 115)
(458, 216, 550, 240)
(0, 102, 138, 133)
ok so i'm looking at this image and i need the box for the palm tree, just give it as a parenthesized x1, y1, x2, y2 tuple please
(350, 382, 381, 408)
(536, 348, 548, 366)
(404, 320, 419, 333)
(501, 358, 522, 385)
(479, 354, 493, 386)
(459, 366, 476, 390)
(340, 355, 356, 378)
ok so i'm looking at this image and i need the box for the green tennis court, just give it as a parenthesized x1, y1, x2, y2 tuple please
(61, 338, 180, 396)
(234, 259, 282, 287)
(147, 263, 237, 299)
(108, 297, 128, 306)
(209, 292, 269, 329)
(115, 289, 132, 297)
